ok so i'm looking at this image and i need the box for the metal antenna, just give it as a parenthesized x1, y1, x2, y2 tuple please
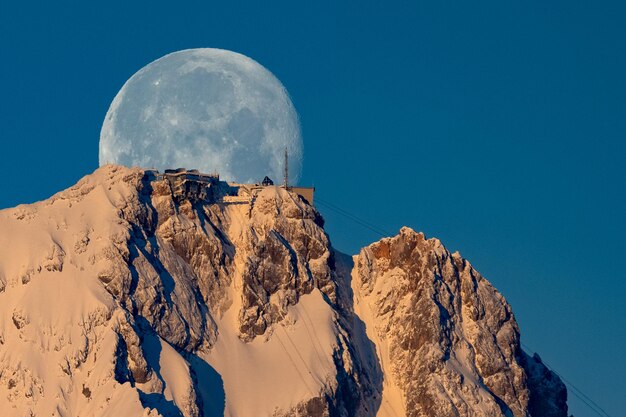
(283, 147, 289, 189)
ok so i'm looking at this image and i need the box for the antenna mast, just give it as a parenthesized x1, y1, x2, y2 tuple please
(283, 147, 289, 189)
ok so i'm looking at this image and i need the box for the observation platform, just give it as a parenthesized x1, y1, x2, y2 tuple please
(144, 168, 314, 206)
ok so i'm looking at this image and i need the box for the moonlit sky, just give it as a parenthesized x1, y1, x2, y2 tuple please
(1, 2, 624, 416)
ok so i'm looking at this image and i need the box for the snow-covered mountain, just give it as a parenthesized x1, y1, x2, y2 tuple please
(0, 165, 568, 416)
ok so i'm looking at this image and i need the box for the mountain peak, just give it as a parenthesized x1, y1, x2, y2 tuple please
(0, 166, 568, 416)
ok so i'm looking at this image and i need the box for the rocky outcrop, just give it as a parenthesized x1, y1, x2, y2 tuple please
(351, 227, 568, 417)
(521, 352, 568, 417)
(0, 165, 568, 417)
(236, 187, 336, 341)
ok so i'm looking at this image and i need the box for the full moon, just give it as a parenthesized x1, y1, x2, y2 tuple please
(99, 48, 302, 183)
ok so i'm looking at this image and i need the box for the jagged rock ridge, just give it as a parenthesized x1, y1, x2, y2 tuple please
(0, 165, 568, 417)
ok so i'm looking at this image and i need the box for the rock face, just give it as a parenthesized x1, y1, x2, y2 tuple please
(350, 228, 568, 417)
(0, 165, 568, 417)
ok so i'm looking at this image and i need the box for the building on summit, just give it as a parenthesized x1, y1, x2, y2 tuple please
(143, 147, 314, 205)
(144, 169, 314, 206)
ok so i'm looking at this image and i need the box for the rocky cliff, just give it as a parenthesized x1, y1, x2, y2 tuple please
(349, 228, 568, 417)
(0, 165, 568, 417)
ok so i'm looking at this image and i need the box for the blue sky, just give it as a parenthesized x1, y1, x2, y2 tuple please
(1, 1, 624, 415)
